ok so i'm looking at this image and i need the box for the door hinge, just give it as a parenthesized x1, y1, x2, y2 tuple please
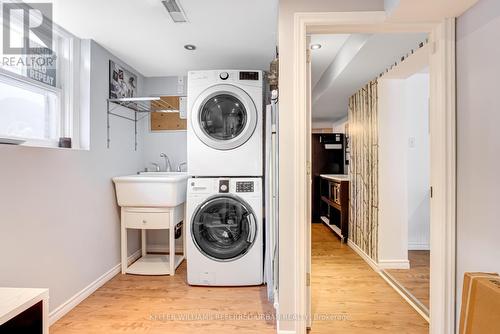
(430, 186, 433, 198)
(306, 272, 311, 286)
(306, 49, 312, 63)
(306, 161, 311, 176)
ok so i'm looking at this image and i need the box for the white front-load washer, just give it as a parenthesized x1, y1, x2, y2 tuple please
(186, 177, 263, 286)
(187, 70, 263, 177)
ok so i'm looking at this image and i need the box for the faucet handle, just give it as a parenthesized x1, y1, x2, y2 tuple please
(177, 162, 187, 172)
(150, 162, 160, 172)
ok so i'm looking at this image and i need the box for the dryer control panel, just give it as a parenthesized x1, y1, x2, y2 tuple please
(236, 181, 254, 193)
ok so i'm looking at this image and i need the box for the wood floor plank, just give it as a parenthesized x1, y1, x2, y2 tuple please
(50, 263, 275, 334)
(51, 224, 428, 333)
(386, 251, 430, 308)
(309, 223, 428, 333)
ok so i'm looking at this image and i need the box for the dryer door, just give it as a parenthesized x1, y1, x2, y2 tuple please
(191, 195, 257, 262)
(191, 84, 258, 150)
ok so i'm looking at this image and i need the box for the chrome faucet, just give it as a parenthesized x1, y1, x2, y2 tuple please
(160, 153, 172, 172)
(177, 162, 187, 172)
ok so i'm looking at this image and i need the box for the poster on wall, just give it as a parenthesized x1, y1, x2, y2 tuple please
(109, 60, 137, 99)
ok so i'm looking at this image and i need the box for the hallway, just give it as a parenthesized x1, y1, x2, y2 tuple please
(310, 224, 428, 333)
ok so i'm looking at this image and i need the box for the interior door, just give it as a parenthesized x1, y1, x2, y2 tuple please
(191, 196, 257, 261)
(306, 37, 312, 329)
(191, 84, 258, 150)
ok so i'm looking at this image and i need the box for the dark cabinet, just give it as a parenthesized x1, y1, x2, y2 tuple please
(319, 177, 349, 242)
(311, 133, 347, 222)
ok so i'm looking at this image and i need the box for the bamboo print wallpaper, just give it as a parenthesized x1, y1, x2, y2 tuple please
(348, 80, 379, 261)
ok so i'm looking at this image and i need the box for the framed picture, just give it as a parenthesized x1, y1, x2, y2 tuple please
(109, 60, 137, 99)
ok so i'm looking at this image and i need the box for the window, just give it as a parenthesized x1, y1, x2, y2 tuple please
(0, 6, 80, 148)
(0, 75, 59, 142)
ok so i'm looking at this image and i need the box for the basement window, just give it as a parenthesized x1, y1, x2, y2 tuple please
(0, 8, 81, 149)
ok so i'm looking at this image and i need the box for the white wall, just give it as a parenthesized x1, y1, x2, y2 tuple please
(378, 72, 430, 267)
(0, 40, 143, 312)
(141, 76, 187, 171)
(311, 116, 348, 133)
(140, 76, 188, 249)
(278, 0, 385, 331)
(405, 73, 430, 251)
(456, 0, 500, 321)
(378, 79, 409, 267)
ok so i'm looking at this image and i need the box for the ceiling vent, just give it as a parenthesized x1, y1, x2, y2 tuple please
(161, 0, 188, 23)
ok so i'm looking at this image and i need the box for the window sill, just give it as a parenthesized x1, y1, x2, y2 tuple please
(0, 138, 88, 151)
(0, 143, 89, 151)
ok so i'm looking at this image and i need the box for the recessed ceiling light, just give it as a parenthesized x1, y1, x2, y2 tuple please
(310, 44, 322, 50)
(184, 44, 196, 51)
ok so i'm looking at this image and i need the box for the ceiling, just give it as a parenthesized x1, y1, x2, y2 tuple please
(50, 0, 278, 77)
(311, 32, 428, 122)
(310, 34, 350, 89)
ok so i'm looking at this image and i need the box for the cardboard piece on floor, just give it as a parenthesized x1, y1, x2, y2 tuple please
(459, 272, 500, 334)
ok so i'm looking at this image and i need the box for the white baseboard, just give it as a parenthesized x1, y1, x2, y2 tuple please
(277, 331, 296, 334)
(49, 249, 141, 326)
(378, 259, 410, 270)
(408, 242, 430, 251)
(347, 240, 380, 273)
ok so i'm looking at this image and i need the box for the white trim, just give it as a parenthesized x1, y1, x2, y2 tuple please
(428, 18, 456, 334)
(347, 240, 380, 273)
(277, 331, 296, 334)
(290, 11, 456, 334)
(408, 242, 430, 251)
(378, 259, 410, 270)
(48, 250, 141, 326)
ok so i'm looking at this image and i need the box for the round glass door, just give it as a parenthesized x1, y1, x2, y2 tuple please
(191, 84, 258, 150)
(200, 94, 247, 140)
(191, 196, 257, 262)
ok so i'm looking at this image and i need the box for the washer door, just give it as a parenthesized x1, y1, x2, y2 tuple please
(191, 84, 258, 150)
(191, 195, 257, 262)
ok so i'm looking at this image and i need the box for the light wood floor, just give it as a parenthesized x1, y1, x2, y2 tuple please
(310, 223, 428, 333)
(50, 262, 275, 334)
(51, 225, 428, 334)
(386, 250, 430, 309)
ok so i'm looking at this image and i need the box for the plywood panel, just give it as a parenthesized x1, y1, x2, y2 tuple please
(151, 111, 187, 131)
(151, 96, 180, 111)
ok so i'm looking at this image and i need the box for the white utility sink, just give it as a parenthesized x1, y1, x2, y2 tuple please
(112, 172, 188, 207)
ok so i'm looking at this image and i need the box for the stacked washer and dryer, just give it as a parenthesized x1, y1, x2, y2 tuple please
(186, 70, 264, 286)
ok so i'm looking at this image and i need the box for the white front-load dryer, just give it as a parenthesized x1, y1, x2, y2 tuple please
(187, 70, 263, 177)
(186, 177, 263, 286)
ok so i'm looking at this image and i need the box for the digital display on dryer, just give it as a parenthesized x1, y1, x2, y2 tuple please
(239, 71, 259, 81)
(236, 181, 254, 193)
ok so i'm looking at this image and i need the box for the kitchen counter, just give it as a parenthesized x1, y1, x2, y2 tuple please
(320, 174, 350, 182)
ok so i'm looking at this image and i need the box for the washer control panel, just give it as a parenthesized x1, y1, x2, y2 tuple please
(236, 181, 254, 193)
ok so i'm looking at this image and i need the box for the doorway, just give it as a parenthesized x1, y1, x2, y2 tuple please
(309, 31, 431, 331)
(377, 43, 432, 316)
(283, 12, 456, 334)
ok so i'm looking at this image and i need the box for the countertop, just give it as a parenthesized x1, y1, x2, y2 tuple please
(0, 287, 48, 325)
(320, 174, 350, 182)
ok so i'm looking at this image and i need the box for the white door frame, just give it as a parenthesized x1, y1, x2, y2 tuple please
(290, 12, 456, 334)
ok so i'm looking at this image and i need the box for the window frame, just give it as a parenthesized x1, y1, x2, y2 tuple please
(0, 9, 81, 149)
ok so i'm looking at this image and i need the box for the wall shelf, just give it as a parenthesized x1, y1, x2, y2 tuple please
(106, 97, 185, 151)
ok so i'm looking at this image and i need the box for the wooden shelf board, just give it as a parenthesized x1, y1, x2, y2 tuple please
(126, 254, 184, 276)
(320, 216, 345, 241)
